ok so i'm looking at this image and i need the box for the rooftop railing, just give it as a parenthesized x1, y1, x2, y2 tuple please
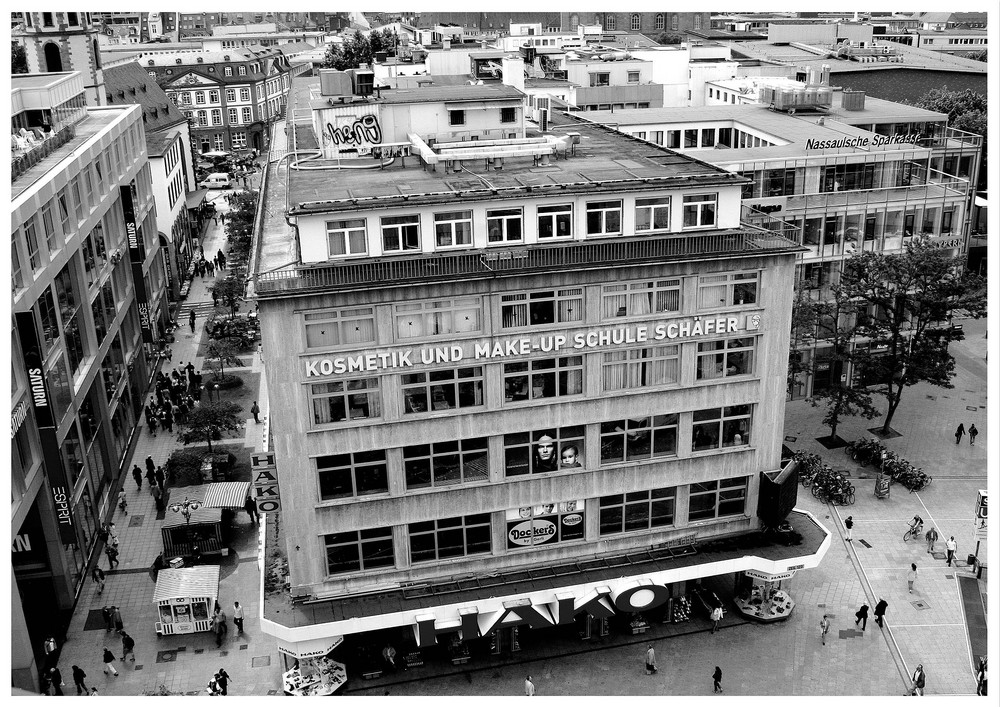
(256, 226, 801, 296)
(11, 125, 76, 183)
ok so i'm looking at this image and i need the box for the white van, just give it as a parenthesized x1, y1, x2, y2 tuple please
(198, 173, 232, 190)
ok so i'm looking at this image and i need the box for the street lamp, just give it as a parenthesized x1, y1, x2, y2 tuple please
(169, 497, 202, 559)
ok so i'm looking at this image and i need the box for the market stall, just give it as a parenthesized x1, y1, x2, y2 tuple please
(202, 481, 251, 510)
(162, 486, 226, 558)
(278, 637, 348, 696)
(154, 566, 220, 636)
(732, 569, 796, 622)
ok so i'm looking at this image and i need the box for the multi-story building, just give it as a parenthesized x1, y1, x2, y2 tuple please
(253, 75, 828, 677)
(12, 70, 164, 692)
(16, 11, 107, 106)
(144, 48, 292, 153)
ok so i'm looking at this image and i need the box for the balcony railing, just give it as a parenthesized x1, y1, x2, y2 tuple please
(11, 126, 77, 183)
(256, 227, 801, 295)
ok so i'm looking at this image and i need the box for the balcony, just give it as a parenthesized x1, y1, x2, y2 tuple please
(255, 227, 801, 296)
(10, 125, 76, 184)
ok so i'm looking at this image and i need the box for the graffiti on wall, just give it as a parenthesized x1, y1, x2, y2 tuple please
(323, 114, 383, 148)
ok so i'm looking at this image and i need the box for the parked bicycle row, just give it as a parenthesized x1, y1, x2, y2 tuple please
(790, 450, 855, 505)
(844, 438, 932, 491)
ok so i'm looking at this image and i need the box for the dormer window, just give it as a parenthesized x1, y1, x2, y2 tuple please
(196, 57, 203, 63)
(224, 67, 232, 76)
(238, 65, 247, 75)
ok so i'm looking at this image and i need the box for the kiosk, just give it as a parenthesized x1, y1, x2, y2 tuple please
(733, 569, 796, 622)
(278, 637, 348, 696)
(154, 566, 220, 635)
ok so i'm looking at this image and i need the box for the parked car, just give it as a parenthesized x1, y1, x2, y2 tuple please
(198, 172, 233, 190)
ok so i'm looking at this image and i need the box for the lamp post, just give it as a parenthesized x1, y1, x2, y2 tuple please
(169, 497, 201, 559)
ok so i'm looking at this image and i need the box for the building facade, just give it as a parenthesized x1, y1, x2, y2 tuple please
(254, 77, 828, 675)
(11, 71, 164, 692)
(16, 12, 106, 106)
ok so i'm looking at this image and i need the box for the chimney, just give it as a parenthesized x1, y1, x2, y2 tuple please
(443, 38, 451, 50)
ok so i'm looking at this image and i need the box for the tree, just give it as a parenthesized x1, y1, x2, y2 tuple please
(177, 402, 242, 453)
(224, 190, 257, 265)
(322, 28, 397, 70)
(787, 290, 817, 396)
(12, 41, 28, 74)
(210, 276, 244, 319)
(913, 86, 987, 190)
(967, 49, 987, 63)
(205, 338, 243, 382)
(842, 239, 986, 434)
(654, 32, 683, 45)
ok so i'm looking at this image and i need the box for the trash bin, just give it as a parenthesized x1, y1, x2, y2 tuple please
(968, 553, 977, 566)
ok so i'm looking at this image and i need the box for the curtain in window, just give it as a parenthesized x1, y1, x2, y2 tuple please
(603, 355, 627, 390)
(306, 322, 339, 348)
(649, 356, 678, 385)
(699, 353, 723, 380)
(343, 318, 374, 344)
(454, 307, 479, 332)
(558, 298, 580, 322)
(431, 311, 453, 335)
(397, 316, 423, 339)
(699, 285, 727, 309)
(629, 292, 652, 316)
(655, 289, 679, 312)
(626, 359, 644, 389)
(561, 369, 583, 395)
(502, 304, 528, 328)
(604, 294, 627, 318)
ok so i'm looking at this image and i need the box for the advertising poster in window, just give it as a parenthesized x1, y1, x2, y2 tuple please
(506, 501, 585, 549)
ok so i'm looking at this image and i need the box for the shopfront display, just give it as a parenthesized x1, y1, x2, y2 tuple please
(732, 569, 796, 622)
(283, 656, 347, 696)
(153, 566, 219, 635)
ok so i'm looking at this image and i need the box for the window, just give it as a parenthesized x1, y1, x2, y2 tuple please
(696, 337, 755, 379)
(404, 438, 489, 489)
(12, 243, 24, 292)
(211, 109, 222, 125)
(504, 425, 585, 476)
(317, 450, 388, 500)
(195, 91, 206, 104)
(239, 88, 250, 101)
(409, 514, 492, 562)
(537, 203, 573, 239)
(310, 378, 381, 424)
(600, 414, 678, 463)
(24, 217, 41, 271)
(487, 208, 522, 243)
(381, 215, 420, 252)
(240, 107, 251, 123)
(505, 501, 586, 548)
(500, 106, 516, 123)
(681, 193, 717, 228)
(449, 110, 466, 126)
(41, 202, 59, 254)
(304, 307, 375, 349)
(765, 168, 795, 196)
(434, 211, 473, 247)
(692, 405, 751, 451)
(631, 14, 641, 30)
(196, 110, 208, 126)
(586, 200, 622, 235)
(238, 65, 247, 75)
(401, 367, 484, 414)
(701, 128, 716, 147)
(180, 92, 191, 105)
(822, 163, 875, 192)
(627, 71, 640, 83)
(503, 356, 583, 402)
(231, 131, 247, 149)
(698, 272, 758, 308)
(600, 487, 675, 535)
(655, 13, 665, 30)
(395, 298, 481, 339)
(209, 90, 219, 102)
(501, 288, 582, 329)
(324, 528, 394, 575)
(228, 107, 239, 124)
(213, 134, 225, 151)
(688, 477, 748, 521)
(606, 15, 616, 30)
(685, 129, 698, 148)
(601, 345, 679, 390)
(589, 73, 610, 87)
(634, 197, 671, 232)
(70, 180, 85, 222)
(226, 88, 236, 101)
(671, 13, 679, 31)
(602, 279, 680, 319)
(326, 219, 367, 257)
(224, 67, 233, 76)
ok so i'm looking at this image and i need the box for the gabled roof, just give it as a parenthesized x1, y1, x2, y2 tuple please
(103, 61, 188, 137)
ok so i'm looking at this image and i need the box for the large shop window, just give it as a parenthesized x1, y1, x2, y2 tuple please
(324, 528, 394, 576)
(381, 215, 420, 253)
(506, 501, 585, 549)
(635, 197, 671, 232)
(304, 308, 375, 349)
(326, 219, 367, 258)
(487, 208, 523, 243)
(586, 200, 622, 235)
(600, 414, 678, 464)
(821, 163, 875, 192)
(682, 193, 717, 229)
(537, 204, 573, 239)
(403, 437, 489, 489)
(696, 337, 755, 380)
(310, 378, 381, 424)
(602, 279, 680, 318)
(602, 346, 679, 391)
(317, 450, 388, 500)
(505, 426, 586, 476)
(395, 298, 481, 339)
(692, 405, 751, 451)
(503, 356, 583, 402)
(409, 514, 492, 563)
(434, 210, 473, 247)
(401, 367, 484, 414)
(501, 288, 582, 328)
(688, 477, 748, 521)
(599, 487, 676, 535)
(698, 272, 758, 308)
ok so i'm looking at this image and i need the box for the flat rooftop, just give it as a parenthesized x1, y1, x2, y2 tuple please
(729, 39, 988, 74)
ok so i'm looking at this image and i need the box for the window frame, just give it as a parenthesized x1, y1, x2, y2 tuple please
(503, 356, 584, 403)
(696, 336, 756, 380)
(325, 218, 368, 258)
(586, 200, 623, 236)
(537, 203, 573, 239)
(692, 405, 752, 452)
(602, 279, 681, 319)
(634, 196, 672, 232)
(381, 214, 421, 253)
(401, 366, 485, 414)
(309, 377, 381, 425)
(500, 106, 517, 123)
(403, 438, 490, 489)
(601, 345, 680, 391)
(324, 527, 394, 576)
(408, 514, 492, 563)
(600, 414, 678, 464)
(688, 477, 748, 521)
(504, 425, 586, 476)
(303, 307, 376, 350)
(394, 297, 481, 340)
(681, 192, 717, 229)
(486, 207, 523, 243)
(599, 487, 676, 536)
(501, 287, 583, 329)
(697, 271, 759, 309)
(316, 450, 388, 500)
(449, 109, 466, 126)
(433, 210, 473, 248)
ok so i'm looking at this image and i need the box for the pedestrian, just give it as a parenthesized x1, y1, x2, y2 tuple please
(844, 515, 853, 541)
(207, 674, 221, 696)
(121, 631, 136, 661)
(854, 602, 869, 630)
(524, 675, 535, 696)
(233, 601, 244, 634)
(102, 605, 114, 632)
(152, 552, 165, 581)
(955, 423, 965, 444)
(72, 665, 88, 695)
(946, 536, 958, 566)
(145, 455, 155, 476)
(907, 563, 918, 593)
(132, 465, 143, 491)
(911, 663, 926, 696)
(217, 668, 230, 695)
(155, 466, 165, 490)
(874, 597, 888, 628)
(47, 666, 64, 695)
(190, 310, 197, 332)
(820, 614, 831, 645)
(146, 467, 157, 494)
(92, 566, 106, 594)
(212, 291, 218, 307)
(976, 656, 987, 696)
(969, 423, 978, 445)
(107, 521, 119, 546)
(147, 413, 158, 436)
(713, 665, 723, 693)
(217, 249, 225, 268)
(102, 647, 118, 676)
(117, 488, 128, 515)
(710, 604, 723, 633)
(925, 526, 939, 554)
(152, 483, 165, 513)
(112, 606, 124, 633)
(244, 495, 259, 525)
(104, 543, 119, 569)
(645, 643, 657, 675)
(250, 401, 260, 424)
(214, 608, 227, 647)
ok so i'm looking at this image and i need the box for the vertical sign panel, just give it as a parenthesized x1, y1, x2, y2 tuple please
(120, 183, 154, 343)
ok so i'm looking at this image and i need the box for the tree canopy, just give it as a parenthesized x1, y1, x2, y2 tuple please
(177, 401, 243, 453)
(913, 86, 987, 189)
(322, 29, 398, 70)
(12, 41, 27, 74)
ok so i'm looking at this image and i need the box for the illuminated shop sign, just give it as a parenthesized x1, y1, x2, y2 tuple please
(304, 314, 761, 377)
(805, 134, 922, 150)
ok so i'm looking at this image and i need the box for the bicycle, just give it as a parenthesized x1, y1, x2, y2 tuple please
(903, 523, 923, 542)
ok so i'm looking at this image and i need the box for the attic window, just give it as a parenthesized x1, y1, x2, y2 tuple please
(106, 93, 113, 102)
(148, 59, 154, 66)
(197, 57, 203, 63)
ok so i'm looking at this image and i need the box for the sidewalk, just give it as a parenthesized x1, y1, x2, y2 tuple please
(54, 192, 279, 696)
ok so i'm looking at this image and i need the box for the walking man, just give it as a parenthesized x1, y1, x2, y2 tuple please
(645, 643, 657, 675)
(969, 424, 979, 445)
(250, 401, 260, 424)
(713, 666, 723, 693)
(820, 614, 831, 645)
(145, 466, 156, 493)
(925, 526, 939, 554)
(854, 602, 869, 630)
(233, 601, 244, 635)
(911, 663, 926, 696)
(874, 597, 888, 628)
(524, 675, 535, 696)
(92, 566, 106, 594)
(710, 604, 723, 633)
(112, 605, 124, 633)
(189, 310, 197, 333)
(72, 665, 88, 695)
(844, 515, 853, 541)
(216, 668, 231, 696)
(131, 464, 143, 491)
(47, 666, 64, 695)
(104, 543, 120, 569)
(244, 496, 259, 525)
(102, 647, 118, 676)
(955, 423, 965, 444)
(155, 466, 166, 491)
(121, 631, 136, 662)
(946, 536, 958, 567)
(102, 605, 114, 632)
(907, 563, 918, 593)
(145, 455, 155, 477)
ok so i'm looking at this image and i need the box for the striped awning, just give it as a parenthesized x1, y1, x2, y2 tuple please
(153, 566, 220, 603)
(203, 482, 252, 509)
